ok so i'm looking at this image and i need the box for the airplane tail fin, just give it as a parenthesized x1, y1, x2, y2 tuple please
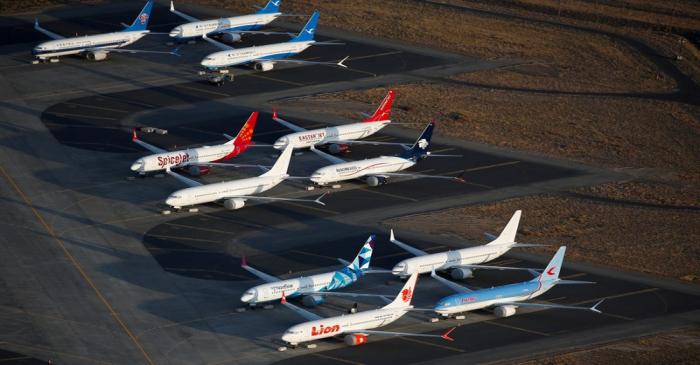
(399, 122, 434, 161)
(261, 144, 293, 177)
(346, 235, 375, 273)
(486, 210, 522, 246)
(384, 272, 418, 309)
(226, 112, 258, 147)
(257, 0, 281, 14)
(123, 0, 153, 32)
(289, 10, 319, 43)
(536, 246, 566, 283)
(363, 90, 395, 123)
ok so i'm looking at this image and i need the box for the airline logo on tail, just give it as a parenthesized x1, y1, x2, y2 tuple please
(417, 139, 429, 149)
(401, 288, 413, 303)
(139, 13, 149, 25)
(546, 267, 556, 276)
(305, 28, 315, 35)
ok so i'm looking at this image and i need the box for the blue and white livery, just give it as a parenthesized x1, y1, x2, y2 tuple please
(432, 246, 605, 317)
(169, 0, 283, 42)
(32, 1, 173, 61)
(240, 235, 378, 307)
(200, 10, 348, 71)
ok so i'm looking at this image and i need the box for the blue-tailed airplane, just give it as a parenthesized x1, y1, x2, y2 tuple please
(431, 246, 605, 318)
(200, 10, 348, 72)
(32, 1, 176, 62)
(240, 235, 388, 307)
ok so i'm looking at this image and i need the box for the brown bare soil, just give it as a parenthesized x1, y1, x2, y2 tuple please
(518, 327, 700, 365)
(0, 0, 99, 14)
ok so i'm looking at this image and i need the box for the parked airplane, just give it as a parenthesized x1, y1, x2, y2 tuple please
(431, 246, 605, 318)
(308, 122, 464, 186)
(164, 144, 325, 210)
(32, 1, 174, 61)
(200, 10, 347, 71)
(241, 235, 383, 307)
(131, 112, 259, 176)
(169, 0, 283, 41)
(272, 90, 395, 153)
(391, 210, 543, 279)
(280, 273, 456, 346)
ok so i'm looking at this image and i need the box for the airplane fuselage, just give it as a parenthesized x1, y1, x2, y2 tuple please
(434, 280, 554, 315)
(33, 31, 147, 59)
(169, 13, 280, 38)
(165, 174, 285, 208)
(392, 244, 513, 276)
(241, 271, 336, 304)
(281, 307, 408, 345)
(201, 40, 313, 69)
(131, 143, 242, 173)
(273, 121, 390, 150)
(310, 156, 414, 185)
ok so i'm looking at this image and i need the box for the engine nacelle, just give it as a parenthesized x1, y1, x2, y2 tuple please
(366, 176, 388, 187)
(344, 334, 368, 346)
(254, 61, 275, 71)
(86, 50, 108, 61)
(451, 268, 474, 280)
(187, 165, 211, 177)
(494, 305, 517, 318)
(328, 143, 350, 154)
(301, 295, 325, 307)
(223, 198, 246, 210)
(221, 32, 242, 43)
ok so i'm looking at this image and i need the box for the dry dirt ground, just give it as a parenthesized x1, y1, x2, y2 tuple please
(518, 327, 700, 365)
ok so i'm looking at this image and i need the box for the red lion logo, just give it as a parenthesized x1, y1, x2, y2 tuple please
(139, 13, 149, 25)
(401, 288, 412, 302)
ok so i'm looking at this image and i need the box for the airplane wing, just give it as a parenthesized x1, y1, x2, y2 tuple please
(337, 140, 411, 150)
(355, 327, 455, 341)
(202, 34, 234, 51)
(198, 162, 271, 172)
(34, 19, 64, 40)
(272, 110, 307, 132)
(499, 299, 604, 314)
(230, 30, 296, 36)
(281, 294, 324, 322)
(380, 172, 465, 183)
(165, 168, 203, 187)
(455, 264, 543, 272)
(219, 193, 327, 206)
(389, 229, 428, 257)
(169, 1, 200, 22)
(307, 291, 393, 303)
(430, 270, 473, 294)
(105, 47, 181, 56)
(240, 257, 281, 283)
(309, 145, 347, 164)
(132, 129, 168, 154)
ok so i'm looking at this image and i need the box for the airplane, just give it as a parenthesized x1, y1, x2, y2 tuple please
(131, 112, 260, 176)
(241, 235, 385, 307)
(272, 90, 395, 153)
(164, 143, 325, 210)
(431, 246, 605, 318)
(391, 210, 545, 279)
(199, 10, 348, 72)
(32, 1, 175, 62)
(307, 122, 465, 187)
(169, 0, 285, 41)
(279, 273, 456, 347)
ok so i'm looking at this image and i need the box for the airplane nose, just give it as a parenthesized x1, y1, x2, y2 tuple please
(130, 160, 143, 171)
(169, 27, 182, 38)
(273, 137, 288, 150)
(240, 292, 254, 303)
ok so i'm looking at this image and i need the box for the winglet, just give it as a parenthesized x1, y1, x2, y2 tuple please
(441, 327, 456, 342)
(170, 0, 175, 11)
(389, 229, 395, 242)
(590, 299, 605, 314)
(34, 18, 39, 28)
(272, 108, 278, 120)
(132, 129, 138, 141)
(281, 291, 287, 304)
(241, 256, 247, 267)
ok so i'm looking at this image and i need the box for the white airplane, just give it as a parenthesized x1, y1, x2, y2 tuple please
(390, 210, 545, 279)
(308, 122, 465, 187)
(280, 273, 456, 347)
(32, 1, 174, 61)
(241, 235, 383, 307)
(164, 144, 324, 210)
(131, 112, 260, 176)
(272, 90, 395, 153)
(431, 246, 604, 318)
(199, 10, 347, 72)
(169, 0, 284, 41)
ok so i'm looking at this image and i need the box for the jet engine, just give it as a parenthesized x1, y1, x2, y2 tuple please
(223, 198, 246, 210)
(187, 165, 211, 177)
(450, 268, 474, 280)
(366, 176, 388, 187)
(254, 61, 275, 71)
(494, 305, 517, 318)
(221, 32, 242, 43)
(328, 143, 350, 154)
(86, 50, 108, 61)
(344, 334, 368, 346)
(301, 295, 325, 307)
